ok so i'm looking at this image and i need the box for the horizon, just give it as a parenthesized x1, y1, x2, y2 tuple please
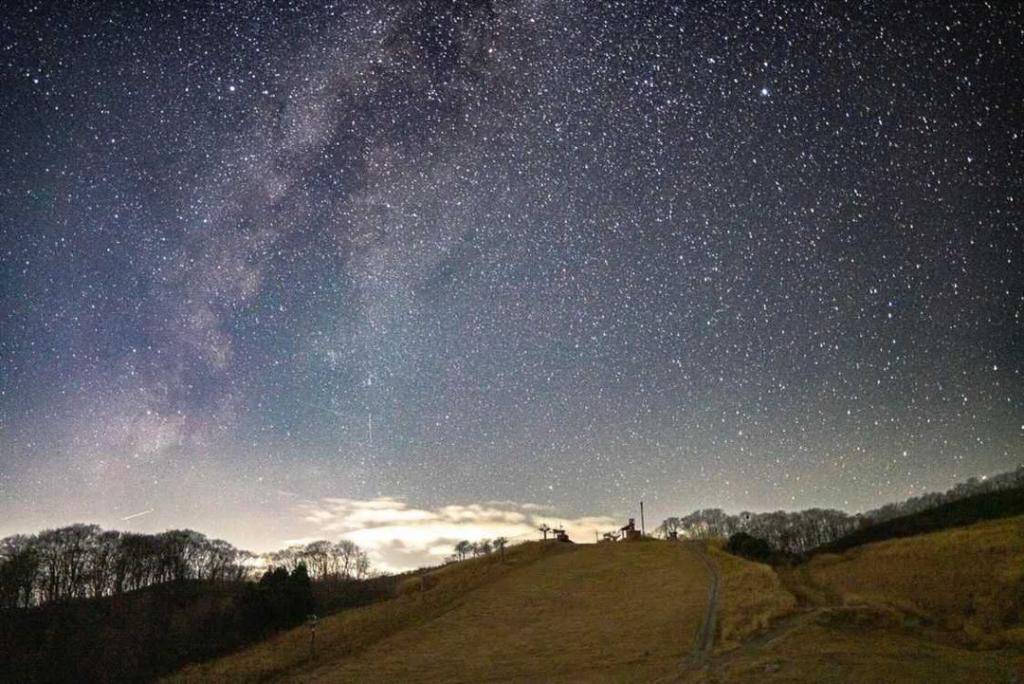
(2, 463, 1019, 573)
(2, 2, 1022, 577)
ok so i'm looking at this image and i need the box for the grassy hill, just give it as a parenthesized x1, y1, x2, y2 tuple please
(169, 540, 718, 683)
(169, 518, 1024, 683)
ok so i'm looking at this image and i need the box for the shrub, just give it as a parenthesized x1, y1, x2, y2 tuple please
(725, 532, 775, 563)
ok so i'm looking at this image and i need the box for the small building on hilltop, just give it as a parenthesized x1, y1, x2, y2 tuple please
(620, 518, 642, 541)
(539, 524, 572, 542)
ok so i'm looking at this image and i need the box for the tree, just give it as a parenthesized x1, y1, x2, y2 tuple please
(157, 529, 209, 582)
(263, 545, 307, 574)
(0, 535, 38, 609)
(353, 550, 370, 579)
(116, 532, 161, 592)
(538, 524, 551, 540)
(286, 564, 315, 622)
(454, 540, 472, 561)
(302, 541, 333, 580)
(326, 539, 370, 579)
(35, 524, 101, 602)
(86, 530, 121, 597)
(655, 517, 682, 539)
(492, 537, 508, 561)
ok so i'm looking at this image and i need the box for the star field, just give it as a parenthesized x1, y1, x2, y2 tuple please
(1, 1, 1022, 552)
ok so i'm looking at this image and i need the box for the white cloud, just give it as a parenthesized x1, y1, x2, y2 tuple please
(291, 497, 619, 572)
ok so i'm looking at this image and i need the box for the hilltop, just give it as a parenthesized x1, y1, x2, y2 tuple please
(171, 540, 720, 682)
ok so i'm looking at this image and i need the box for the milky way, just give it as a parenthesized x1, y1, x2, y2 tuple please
(1, 1, 1022, 564)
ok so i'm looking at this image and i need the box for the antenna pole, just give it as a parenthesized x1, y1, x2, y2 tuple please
(640, 501, 645, 537)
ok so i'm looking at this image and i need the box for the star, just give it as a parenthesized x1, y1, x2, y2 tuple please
(0, 0, 1019, 558)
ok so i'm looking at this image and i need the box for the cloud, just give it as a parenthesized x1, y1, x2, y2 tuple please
(519, 502, 558, 512)
(292, 497, 618, 572)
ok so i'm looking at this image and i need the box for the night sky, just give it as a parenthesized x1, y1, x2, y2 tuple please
(2, 1, 1022, 569)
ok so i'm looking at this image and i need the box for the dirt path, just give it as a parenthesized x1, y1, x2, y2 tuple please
(708, 608, 820, 673)
(683, 542, 720, 669)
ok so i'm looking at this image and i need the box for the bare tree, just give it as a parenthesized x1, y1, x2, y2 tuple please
(333, 540, 360, 577)
(353, 550, 370, 579)
(86, 530, 120, 597)
(302, 541, 334, 580)
(0, 535, 38, 609)
(655, 517, 682, 539)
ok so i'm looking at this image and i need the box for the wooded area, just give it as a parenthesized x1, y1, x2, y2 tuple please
(0, 526, 371, 610)
(657, 465, 1024, 554)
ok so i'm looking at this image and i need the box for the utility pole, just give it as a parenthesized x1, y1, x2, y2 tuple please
(640, 501, 645, 537)
(308, 614, 318, 660)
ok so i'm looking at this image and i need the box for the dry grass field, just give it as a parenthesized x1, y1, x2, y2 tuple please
(169, 540, 714, 683)
(688, 515, 1024, 683)
(706, 542, 797, 650)
(799, 515, 1024, 647)
(701, 609, 1023, 684)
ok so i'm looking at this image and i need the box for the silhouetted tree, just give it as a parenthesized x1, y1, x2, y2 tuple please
(0, 535, 38, 608)
(655, 517, 682, 539)
(725, 532, 775, 563)
(0, 524, 368, 612)
(493, 537, 508, 561)
(286, 563, 315, 622)
(85, 530, 118, 596)
(333, 539, 360, 577)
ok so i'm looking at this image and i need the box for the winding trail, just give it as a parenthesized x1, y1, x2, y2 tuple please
(683, 541, 720, 669)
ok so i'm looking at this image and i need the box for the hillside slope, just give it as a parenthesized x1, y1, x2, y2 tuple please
(170, 540, 715, 683)
(172, 518, 1024, 683)
(798, 514, 1024, 645)
(695, 515, 1024, 683)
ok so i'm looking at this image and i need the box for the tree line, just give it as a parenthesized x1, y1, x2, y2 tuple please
(450, 536, 509, 562)
(861, 466, 1024, 524)
(656, 465, 1024, 553)
(0, 523, 371, 610)
(262, 539, 371, 582)
(656, 508, 857, 554)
